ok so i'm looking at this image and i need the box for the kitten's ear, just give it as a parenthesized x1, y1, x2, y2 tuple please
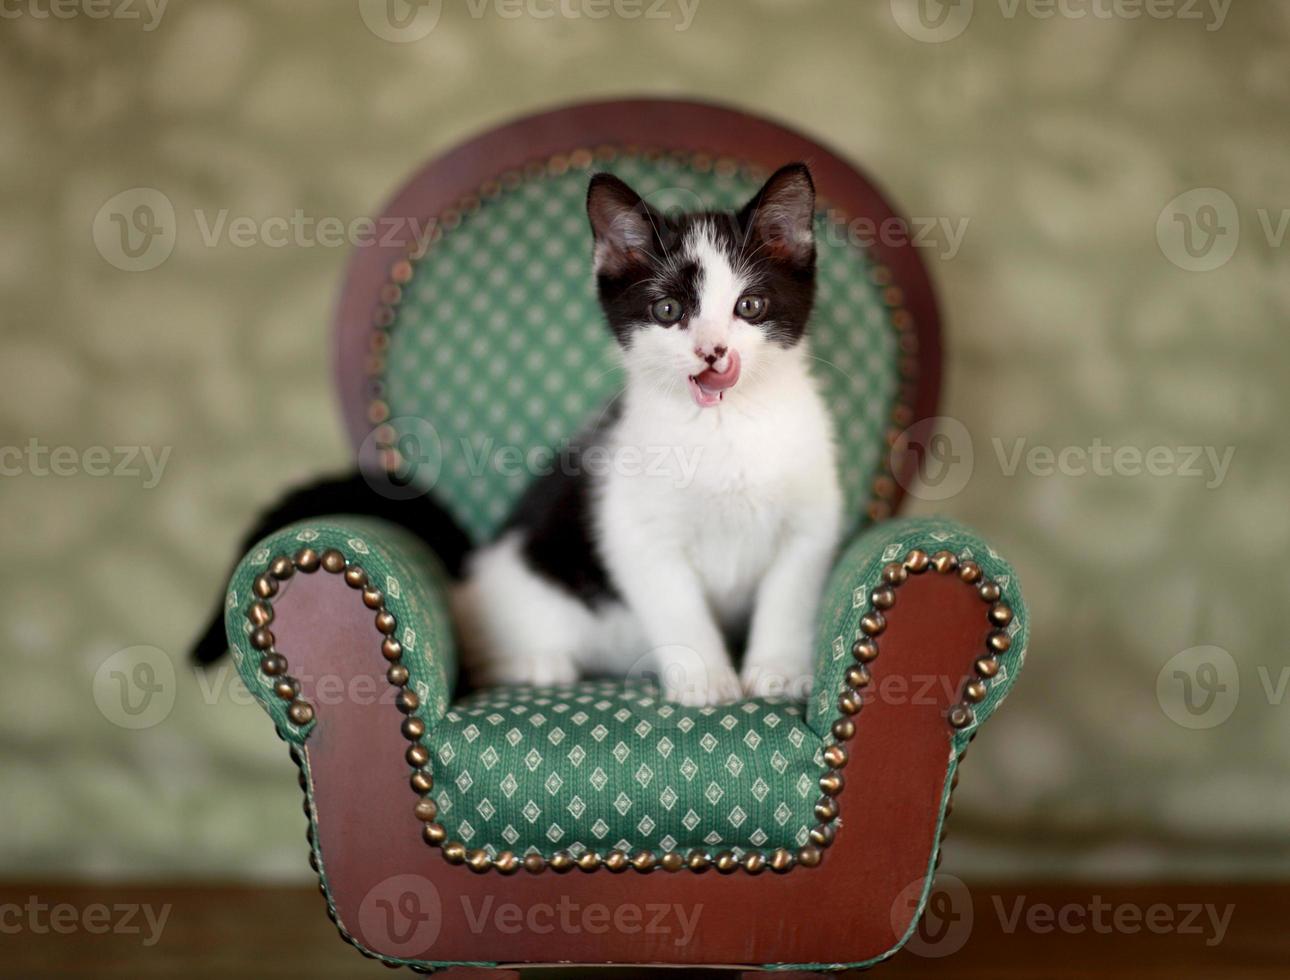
(587, 173, 657, 276)
(739, 163, 816, 264)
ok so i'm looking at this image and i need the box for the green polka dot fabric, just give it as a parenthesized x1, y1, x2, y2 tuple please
(809, 516, 1029, 745)
(383, 154, 900, 543)
(430, 681, 824, 858)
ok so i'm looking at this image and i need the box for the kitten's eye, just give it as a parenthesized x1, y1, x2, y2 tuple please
(651, 297, 684, 325)
(735, 294, 767, 322)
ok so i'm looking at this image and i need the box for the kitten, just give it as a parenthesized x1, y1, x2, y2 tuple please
(454, 163, 842, 705)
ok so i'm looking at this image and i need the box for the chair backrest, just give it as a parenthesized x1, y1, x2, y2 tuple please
(335, 100, 940, 544)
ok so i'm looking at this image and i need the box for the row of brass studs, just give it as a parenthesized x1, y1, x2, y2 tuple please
(248, 544, 439, 821)
(247, 545, 455, 872)
(851, 547, 1013, 733)
(361, 145, 920, 522)
(435, 837, 819, 878)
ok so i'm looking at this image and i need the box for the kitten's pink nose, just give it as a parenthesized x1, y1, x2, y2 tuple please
(696, 344, 728, 366)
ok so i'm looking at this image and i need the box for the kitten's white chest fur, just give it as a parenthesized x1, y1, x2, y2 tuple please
(600, 349, 840, 636)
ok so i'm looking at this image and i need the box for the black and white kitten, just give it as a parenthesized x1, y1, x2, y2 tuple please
(455, 164, 842, 705)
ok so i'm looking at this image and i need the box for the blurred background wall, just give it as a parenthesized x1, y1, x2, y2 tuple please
(2, 0, 1287, 880)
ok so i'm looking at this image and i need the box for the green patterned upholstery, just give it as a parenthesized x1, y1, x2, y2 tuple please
(381, 154, 899, 543)
(433, 683, 823, 857)
(225, 516, 1027, 857)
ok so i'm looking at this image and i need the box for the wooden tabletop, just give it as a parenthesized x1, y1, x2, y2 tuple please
(1, 882, 1285, 978)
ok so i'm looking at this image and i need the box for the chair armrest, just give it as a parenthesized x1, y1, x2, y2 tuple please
(809, 515, 1028, 743)
(224, 516, 456, 744)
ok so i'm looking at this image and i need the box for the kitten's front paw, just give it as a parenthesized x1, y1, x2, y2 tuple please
(666, 664, 743, 706)
(474, 654, 578, 689)
(740, 661, 815, 701)
(653, 645, 742, 705)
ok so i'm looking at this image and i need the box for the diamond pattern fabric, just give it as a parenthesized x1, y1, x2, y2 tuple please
(430, 681, 824, 857)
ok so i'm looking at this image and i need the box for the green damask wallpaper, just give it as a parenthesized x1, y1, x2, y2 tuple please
(1, 1, 1287, 879)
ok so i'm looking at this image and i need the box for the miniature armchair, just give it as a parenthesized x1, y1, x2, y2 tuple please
(222, 100, 1028, 975)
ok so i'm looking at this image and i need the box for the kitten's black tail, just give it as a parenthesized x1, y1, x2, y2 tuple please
(190, 470, 471, 665)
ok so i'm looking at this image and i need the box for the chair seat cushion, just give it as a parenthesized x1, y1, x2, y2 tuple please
(429, 681, 825, 857)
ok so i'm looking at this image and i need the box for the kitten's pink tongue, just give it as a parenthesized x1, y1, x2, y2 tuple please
(687, 349, 741, 408)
